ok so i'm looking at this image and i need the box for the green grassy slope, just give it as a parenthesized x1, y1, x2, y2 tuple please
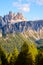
(0, 33, 34, 53)
(0, 32, 43, 53)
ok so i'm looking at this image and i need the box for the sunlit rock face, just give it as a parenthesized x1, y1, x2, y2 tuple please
(3, 11, 27, 23)
(0, 12, 43, 39)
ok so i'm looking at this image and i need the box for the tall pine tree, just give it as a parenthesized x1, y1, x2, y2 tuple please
(0, 46, 9, 65)
(15, 41, 38, 65)
(10, 47, 19, 65)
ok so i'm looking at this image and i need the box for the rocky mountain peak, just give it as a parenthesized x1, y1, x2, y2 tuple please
(3, 11, 27, 23)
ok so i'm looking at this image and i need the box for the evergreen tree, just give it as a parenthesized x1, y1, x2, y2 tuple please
(7, 53, 12, 64)
(36, 50, 43, 65)
(15, 41, 38, 65)
(28, 43, 38, 61)
(0, 46, 9, 65)
(10, 47, 19, 65)
(0, 58, 2, 65)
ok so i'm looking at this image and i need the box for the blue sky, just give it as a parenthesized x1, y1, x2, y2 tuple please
(0, 0, 43, 20)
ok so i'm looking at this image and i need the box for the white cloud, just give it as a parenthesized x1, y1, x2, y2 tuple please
(13, 2, 20, 7)
(12, 2, 30, 12)
(18, 4, 30, 12)
(32, 17, 40, 21)
(36, 0, 43, 5)
(19, 0, 43, 5)
(27, 0, 43, 5)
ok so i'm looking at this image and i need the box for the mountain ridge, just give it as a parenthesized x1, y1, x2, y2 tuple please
(0, 12, 43, 40)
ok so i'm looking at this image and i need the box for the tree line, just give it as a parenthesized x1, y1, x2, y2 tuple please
(0, 42, 43, 65)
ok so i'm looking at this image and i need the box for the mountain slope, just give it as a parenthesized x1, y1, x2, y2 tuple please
(0, 33, 34, 53)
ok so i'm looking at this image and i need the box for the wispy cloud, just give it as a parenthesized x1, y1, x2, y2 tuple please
(12, 2, 30, 12)
(36, 0, 43, 5)
(32, 17, 40, 21)
(18, 6, 30, 12)
(18, 4, 30, 12)
(27, 0, 43, 5)
(32, 17, 43, 21)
